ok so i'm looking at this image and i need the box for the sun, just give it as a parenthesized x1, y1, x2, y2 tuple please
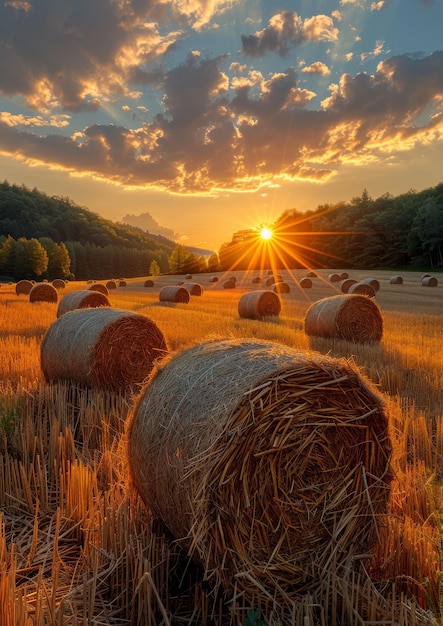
(260, 227, 273, 241)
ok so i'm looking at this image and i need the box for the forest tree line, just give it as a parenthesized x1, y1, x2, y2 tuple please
(1, 180, 443, 280)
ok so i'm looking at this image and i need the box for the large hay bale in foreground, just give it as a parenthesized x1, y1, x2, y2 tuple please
(41, 308, 168, 390)
(159, 286, 190, 303)
(238, 290, 281, 320)
(88, 283, 109, 296)
(304, 294, 383, 342)
(15, 279, 33, 295)
(184, 282, 204, 296)
(29, 283, 58, 303)
(56, 290, 110, 318)
(128, 338, 392, 607)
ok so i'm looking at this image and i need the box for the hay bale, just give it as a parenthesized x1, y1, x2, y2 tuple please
(265, 276, 276, 286)
(41, 307, 168, 390)
(389, 275, 403, 285)
(251, 276, 261, 284)
(223, 279, 236, 289)
(56, 290, 110, 318)
(119, 280, 127, 287)
(144, 279, 155, 288)
(88, 283, 109, 296)
(106, 280, 117, 289)
(304, 294, 382, 342)
(300, 277, 312, 289)
(238, 290, 281, 320)
(210, 277, 219, 283)
(339, 278, 358, 293)
(273, 281, 290, 294)
(159, 286, 190, 303)
(52, 279, 66, 289)
(328, 273, 340, 282)
(422, 276, 438, 287)
(348, 282, 376, 297)
(361, 277, 380, 291)
(184, 282, 204, 296)
(421, 273, 431, 280)
(339, 272, 349, 280)
(185, 274, 193, 280)
(128, 338, 392, 606)
(15, 279, 33, 295)
(306, 270, 317, 277)
(29, 283, 58, 303)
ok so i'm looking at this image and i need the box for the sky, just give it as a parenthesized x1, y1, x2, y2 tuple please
(1, 0, 443, 252)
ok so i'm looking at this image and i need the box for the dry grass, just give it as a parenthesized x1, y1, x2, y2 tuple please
(0, 273, 442, 625)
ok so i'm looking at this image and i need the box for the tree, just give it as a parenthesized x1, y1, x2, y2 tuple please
(149, 260, 161, 276)
(168, 245, 191, 274)
(39, 237, 72, 280)
(408, 197, 443, 268)
(21, 238, 48, 279)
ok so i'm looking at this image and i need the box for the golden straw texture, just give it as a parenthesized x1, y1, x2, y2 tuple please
(159, 286, 190, 303)
(29, 283, 58, 303)
(15, 279, 33, 295)
(41, 307, 168, 390)
(304, 294, 383, 342)
(128, 338, 392, 609)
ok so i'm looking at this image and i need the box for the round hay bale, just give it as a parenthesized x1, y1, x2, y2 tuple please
(328, 273, 340, 282)
(306, 270, 317, 277)
(304, 294, 382, 342)
(210, 276, 219, 283)
(223, 279, 236, 289)
(421, 273, 431, 280)
(265, 276, 276, 286)
(159, 286, 190, 303)
(273, 281, 290, 294)
(389, 275, 403, 285)
(348, 282, 376, 297)
(185, 274, 193, 280)
(88, 283, 109, 296)
(128, 338, 392, 606)
(339, 272, 349, 280)
(227, 276, 237, 283)
(41, 307, 168, 390)
(422, 276, 438, 287)
(52, 279, 66, 289)
(119, 280, 127, 287)
(144, 279, 155, 288)
(106, 280, 117, 289)
(29, 283, 58, 303)
(361, 277, 380, 291)
(56, 290, 110, 318)
(15, 279, 33, 295)
(300, 277, 312, 289)
(339, 278, 358, 293)
(251, 276, 261, 284)
(184, 282, 204, 296)
(238, 290, 281, 320)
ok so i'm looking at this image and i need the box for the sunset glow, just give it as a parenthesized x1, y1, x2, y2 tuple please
(260, 227, 273, 241)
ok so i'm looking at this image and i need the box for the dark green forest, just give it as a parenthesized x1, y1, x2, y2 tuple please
(1, 180, 443, 281)
(219, 184, 443, 272)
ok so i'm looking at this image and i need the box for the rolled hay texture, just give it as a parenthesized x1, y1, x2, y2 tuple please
(144, 279, 155, 288)
(361, 277, 380, 291)
(422, 276, 438, 287)
(223, 279, 236, 289)
(300, 277, 312, 289)
(305, 294, 382, 342)
(184, 282, 204, 296)
(339, 278, 358, 293)
(328, 273, 340, 282)
(348, 282, 376, 297)
(41, 307, 168, 390)
(52, 279, 66, 289)
(106, 280, 117, 289)
(339, 272, 349, 280)
(238, 290, 281, 320)
(29, 283, 58, 303)
(273, 281, 290, 294)
(159, 285, 190, 303)
(56, 289, 110, 318)
(128, 338, 392, 607)
(119, 280, 127, 287)
(87, 282, 109, 296)
(15, 279, 33, 295)
(389, 275, 403, 285)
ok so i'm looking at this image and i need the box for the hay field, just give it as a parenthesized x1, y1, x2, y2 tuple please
(0, 268, 442, 625)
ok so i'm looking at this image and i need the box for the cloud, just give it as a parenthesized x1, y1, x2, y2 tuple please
(241, 11, 338, 58)
(301, 62, 331, 76)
